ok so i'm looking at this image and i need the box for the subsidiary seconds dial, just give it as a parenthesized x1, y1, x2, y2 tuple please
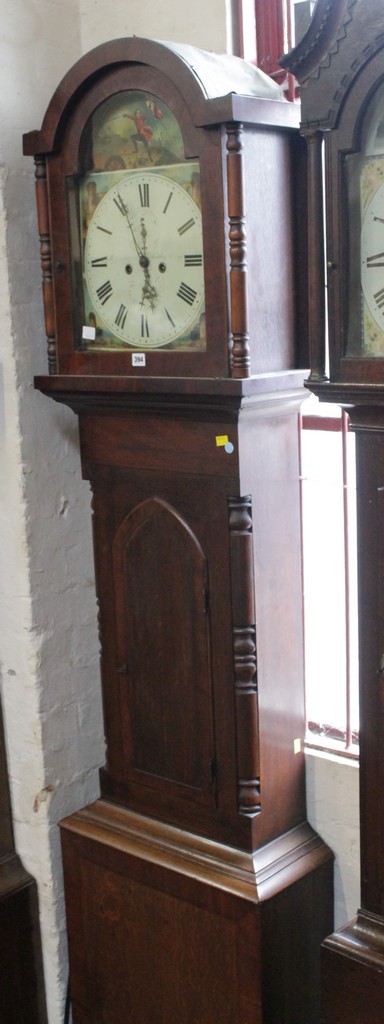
(84, 170, 205, 348)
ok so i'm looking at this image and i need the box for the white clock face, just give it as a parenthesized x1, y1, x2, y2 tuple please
(84, 169, 205, 349)
(361, 176, 384, 334)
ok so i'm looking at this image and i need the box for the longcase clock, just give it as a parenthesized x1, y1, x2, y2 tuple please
(283, 1, 384, 1020)
(24, 36, 333, 1024)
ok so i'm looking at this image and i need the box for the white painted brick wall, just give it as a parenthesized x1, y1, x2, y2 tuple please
(306, 750, 360, 930)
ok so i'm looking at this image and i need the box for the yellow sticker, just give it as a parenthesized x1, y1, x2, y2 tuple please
(216, 435, 229, 447)
(293, 738, 301, 755)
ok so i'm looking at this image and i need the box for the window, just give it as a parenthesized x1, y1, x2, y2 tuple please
(300, 397, 359, 757)
(237, 0, 314, 98)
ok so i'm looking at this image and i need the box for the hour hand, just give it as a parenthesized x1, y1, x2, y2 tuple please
(141, 271, 157, 310)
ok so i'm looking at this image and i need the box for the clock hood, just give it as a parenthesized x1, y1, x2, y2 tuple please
(23, 36, 288, 158)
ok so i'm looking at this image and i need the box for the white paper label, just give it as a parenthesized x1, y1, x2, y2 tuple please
(132, 353, 146, 366)
(82, 325, 96, 341)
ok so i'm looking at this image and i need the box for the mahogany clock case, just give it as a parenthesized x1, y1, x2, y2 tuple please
(24, 35, 333, 1024)
(282, 4, 384, 1023)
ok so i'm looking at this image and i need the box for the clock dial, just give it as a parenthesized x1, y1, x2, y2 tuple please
(83, 166, 205, 350)
(361, 161, 384, 350)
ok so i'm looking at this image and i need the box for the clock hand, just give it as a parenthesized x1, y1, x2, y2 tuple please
(141, 268, 157, 311)
(117, 195, 157, 306)
(140, 217, 148, 255)
(138, 215, 157, 310)
(116, 191, 144, 260)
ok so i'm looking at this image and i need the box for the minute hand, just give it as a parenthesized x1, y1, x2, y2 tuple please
(114, 192, 144, 259)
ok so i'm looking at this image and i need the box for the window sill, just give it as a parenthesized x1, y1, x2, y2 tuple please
(305, 739, 359, 763)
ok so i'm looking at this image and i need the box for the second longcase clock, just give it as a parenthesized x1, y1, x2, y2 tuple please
(282, 2, 384, 1021)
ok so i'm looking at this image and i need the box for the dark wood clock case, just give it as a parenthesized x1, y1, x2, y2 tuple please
(282, 2, 384, 1021)
(25, 37, 333, 1024)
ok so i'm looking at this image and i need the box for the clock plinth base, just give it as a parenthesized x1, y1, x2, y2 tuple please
(322, 910, 384, 1024)
(60, 798, 333, 1024)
